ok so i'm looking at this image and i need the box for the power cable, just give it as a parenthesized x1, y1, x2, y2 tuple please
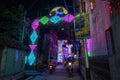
(63, 0, 69, 12)
(72, 0, 77, 44)
(15, 0, 40, 16)
(72, 0, 76, 15)
(25, 0, 40, 14)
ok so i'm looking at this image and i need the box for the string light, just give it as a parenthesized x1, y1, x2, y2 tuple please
(108, 0, 113, 16)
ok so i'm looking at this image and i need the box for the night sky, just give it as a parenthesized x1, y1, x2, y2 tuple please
(0, 0, 74, 18)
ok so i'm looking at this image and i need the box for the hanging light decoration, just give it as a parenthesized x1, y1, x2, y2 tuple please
(62, 14, 75, 23)
(39, 16, 49, 25)
(49, 6, 68, 16)
(27, 19, 39, 66)
(49, 15, 61, 24)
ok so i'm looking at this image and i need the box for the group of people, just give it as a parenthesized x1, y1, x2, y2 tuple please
(48, 56, 74, 69)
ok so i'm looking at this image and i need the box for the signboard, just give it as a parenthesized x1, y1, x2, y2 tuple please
(75, 13, 90, 39)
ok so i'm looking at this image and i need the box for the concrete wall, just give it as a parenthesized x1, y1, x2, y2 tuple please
(109, 1, 120, 80)
(0, 47, 26, 76)
(88, 0, 120, 80)
(87, 0, 112, 80)
(109, 56, 120, 80)
(111, 10, 120, 56)
(89, 0, 111, 56)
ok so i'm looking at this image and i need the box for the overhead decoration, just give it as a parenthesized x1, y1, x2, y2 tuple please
(29, 7, 89, 26)
(39, 16, 49, 25)
(27, 19, 39, 66)
(31, 19, 39, 30)
(30, 30, 38, 44)
(49, 6, 68, 16)
(75, 13, 81, 18)
(62, 14, 75, 23)
(55, 10, 64, 16)
(29, 44, 37, 51)
(37, 12, 89, 39)
(28, 51, 36, 66)
(37, 12, 88, 25)
(75, 12, 87, 18)
(25, 7, 90, 66)
(49, 15, 61, 24)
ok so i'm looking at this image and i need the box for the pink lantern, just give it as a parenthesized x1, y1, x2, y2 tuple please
(31, 19, 40, 30)
(62, 14, 74, 23)
(29, 44, 37, 51)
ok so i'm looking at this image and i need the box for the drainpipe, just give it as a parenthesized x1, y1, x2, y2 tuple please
(83, 39, 91, 80)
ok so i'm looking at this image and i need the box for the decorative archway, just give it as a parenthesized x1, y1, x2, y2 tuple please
(26, 6, 89, 66)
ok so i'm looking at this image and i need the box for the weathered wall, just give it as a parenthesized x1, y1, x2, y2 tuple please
(89, 0, 111, 56)
(111, 10, 120, 56)
(0, 47, 26, 76)
(109, 1, 120, 80)
(88, 0, 112, 80)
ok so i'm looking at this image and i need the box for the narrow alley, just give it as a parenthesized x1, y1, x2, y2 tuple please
(23, 61, 82, 80)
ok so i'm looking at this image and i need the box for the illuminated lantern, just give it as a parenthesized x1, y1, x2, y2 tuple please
(28, 51, 36, 66)
(62, 14, 74, 23)
(49, 16, 61, 24)
(39, 16, 49, 25)
(30, 30, 38, 44)
(31, 19, 39, 30)
(29, 44, 37, 51)
(75, 13, 81, 18)
(55, 10, 64, 16)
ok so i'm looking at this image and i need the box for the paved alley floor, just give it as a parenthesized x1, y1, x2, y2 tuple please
(29, 64, 82, 80)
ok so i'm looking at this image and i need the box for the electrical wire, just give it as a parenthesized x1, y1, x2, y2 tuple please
(63, 0, 69, 12)
(72, 0, 77, 43)
(26, 0, 40, 14)
(13, 0, 40, 16)
(72, 0, 76, 15)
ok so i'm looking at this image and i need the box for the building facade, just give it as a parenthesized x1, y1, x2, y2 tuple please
(49, 30, 58, 61)
(109, 0, 120, 80)
(76, 0, 113, 80)
(0, 36, 27, 79)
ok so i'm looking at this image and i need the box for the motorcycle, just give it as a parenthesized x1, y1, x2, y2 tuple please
(63, 61, 67, 66)
(49, 65, 55, 74)
(67, 62, 73, 77)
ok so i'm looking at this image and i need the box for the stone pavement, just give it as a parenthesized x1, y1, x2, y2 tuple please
(29, 64, 82, 80)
